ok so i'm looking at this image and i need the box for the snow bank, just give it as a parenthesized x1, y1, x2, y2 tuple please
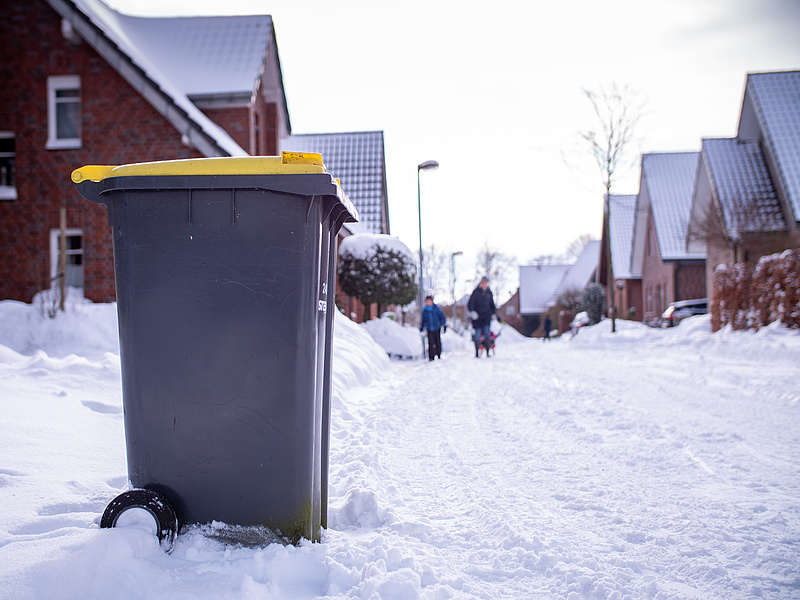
(0, 288, 119, 358)
(570, 314, 800, 364)
(360, 314, 478, 358)
(331, 309, 390, 395)
(361, 315, 423, 359)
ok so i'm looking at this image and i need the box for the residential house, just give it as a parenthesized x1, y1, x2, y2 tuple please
(0, 0, 290, 303)
(631, 152, 706, 324)
(598, 194, 643, 321)
(282, 132, 389, 236)
(510, 240, 600, 336)
(281, 132, 391, 322)
(687, 70, 800, 294)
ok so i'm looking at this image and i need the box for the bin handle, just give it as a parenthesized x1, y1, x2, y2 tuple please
(71, 166, 116, 205)
(72, 165, 116, 183)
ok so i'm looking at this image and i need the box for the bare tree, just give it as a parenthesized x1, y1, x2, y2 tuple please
(688, 195, 778, 264)
(556, 287, 583, 312)
(422, 243, 450, 300)
(563, 234, 594, 262)
(475, 242, 516, 299)
(580, 83, 644, 332)
(529, 235, 595, 266)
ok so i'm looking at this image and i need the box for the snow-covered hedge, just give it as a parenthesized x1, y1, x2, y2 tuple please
(712, 249, 800, 331)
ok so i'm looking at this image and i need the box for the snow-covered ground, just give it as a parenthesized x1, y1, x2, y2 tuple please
(1, 293, 799, 599)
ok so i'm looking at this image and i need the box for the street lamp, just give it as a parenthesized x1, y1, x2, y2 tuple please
(451, 250, 463, 327)
(417, 160, 439, 358)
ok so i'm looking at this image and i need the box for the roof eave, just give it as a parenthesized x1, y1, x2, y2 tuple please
(263, 21, 291, 135)
(48, 0, 234, 157)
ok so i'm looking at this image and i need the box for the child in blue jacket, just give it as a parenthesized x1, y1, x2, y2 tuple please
(420, 295, 447, 361)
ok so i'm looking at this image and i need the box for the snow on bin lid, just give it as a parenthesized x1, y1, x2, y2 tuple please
(71, 152, 327, 183)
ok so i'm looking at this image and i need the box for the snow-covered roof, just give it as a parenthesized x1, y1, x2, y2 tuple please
(553, 240, 600, 298)
(282, 132, 389, 235)
(48, 0, 288, 157)
(739, 70, 800, 221)
(519, 241, 600, 314)
(701, 138, 786, 233)
(519, 265, 569, 314)
(608, 195, 638, 279)
(641, 152, 705, 261)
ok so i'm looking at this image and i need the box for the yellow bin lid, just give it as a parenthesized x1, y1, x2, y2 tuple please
(71, 151, 327, 184)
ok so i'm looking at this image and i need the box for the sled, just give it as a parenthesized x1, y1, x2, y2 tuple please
(475, 331, 497, 357)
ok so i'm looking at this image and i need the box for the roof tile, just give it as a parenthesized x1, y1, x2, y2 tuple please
(641, 152, 704, 260)
(282, 132, 389, 234)
(747, 71, 800, 220)
(702, 138, 786, 233)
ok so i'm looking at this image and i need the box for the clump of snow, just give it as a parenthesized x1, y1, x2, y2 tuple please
(360, 314, 477, 358)
(331, 308, 391, 393)
(338, 232, 413, 260)
(495, 320, 528, 343)
(0, 288, 119, 358)
(361, 315, 423, 359)
(2, 296, 800, 599)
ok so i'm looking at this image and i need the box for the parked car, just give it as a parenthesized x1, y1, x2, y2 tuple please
(660, 299, 708, 327)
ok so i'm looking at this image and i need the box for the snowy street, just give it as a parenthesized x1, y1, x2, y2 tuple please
(330, 320, 800, 598)
(1, 298, 799, 599)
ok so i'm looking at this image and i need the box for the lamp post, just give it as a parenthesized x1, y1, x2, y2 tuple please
(417, 160, 439, 358)
(451, 250, 463, 328)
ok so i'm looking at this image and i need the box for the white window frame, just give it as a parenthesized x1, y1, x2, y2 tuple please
(47, 75, 81, 149)
(0, 132, 15, 200)
(49, 228, 84, 288)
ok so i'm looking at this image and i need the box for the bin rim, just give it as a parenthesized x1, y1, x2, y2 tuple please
(71, 152, 328, 184)
(71, 152, 359, 225)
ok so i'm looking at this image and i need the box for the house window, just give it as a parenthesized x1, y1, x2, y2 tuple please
(49, 229, 84, 289)
(0, 133, 15, 200)
(47, 75, 81, 149)
(505, 305, 516, 316)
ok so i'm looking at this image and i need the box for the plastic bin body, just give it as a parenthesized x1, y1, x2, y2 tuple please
(72, 154, 356, 542)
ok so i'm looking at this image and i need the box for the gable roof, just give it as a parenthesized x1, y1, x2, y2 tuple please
(738, 70, 800, 221)
(281, 132, 390, 235)
(701, 138, 786, 234)
(640, 152, 705, 261)
(553, 240, 600, 298)
(48, 0, 290, 157)
(608, 195, 638, 279)
(519, 264, 569, 314)
(519, 241, 600, 314)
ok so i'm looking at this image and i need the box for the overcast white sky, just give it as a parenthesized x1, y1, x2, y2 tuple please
(107, 0, 800, 298)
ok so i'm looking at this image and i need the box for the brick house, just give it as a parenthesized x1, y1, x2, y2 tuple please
(687, 70, 800, 294)
(507, 240, 600, 337)
(626, 153, 706, 324)
(598, 194, 644, 321)
(0, 0, 290, 303)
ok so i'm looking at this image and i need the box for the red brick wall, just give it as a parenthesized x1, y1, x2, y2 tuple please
(612, 278, 643, 321)
(498, 289, 525, 335)
(0, 0, 253, 303)
(641, 212, 673, 322)
(202, 106, 250, 153)
(674, 262, 706, 300)
(641, 209, 707, 323)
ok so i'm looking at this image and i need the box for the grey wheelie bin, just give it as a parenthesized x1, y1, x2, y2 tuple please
(72, 152, 357, 550)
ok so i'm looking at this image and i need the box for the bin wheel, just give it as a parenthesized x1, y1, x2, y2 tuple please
(100, 489, 178, 553)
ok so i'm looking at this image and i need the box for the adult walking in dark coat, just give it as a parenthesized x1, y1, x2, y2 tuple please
(420, 295, 447, 361)
(467, 276, 499, 357)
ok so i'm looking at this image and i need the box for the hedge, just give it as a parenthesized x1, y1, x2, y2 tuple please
(711, 249, 800, 331)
